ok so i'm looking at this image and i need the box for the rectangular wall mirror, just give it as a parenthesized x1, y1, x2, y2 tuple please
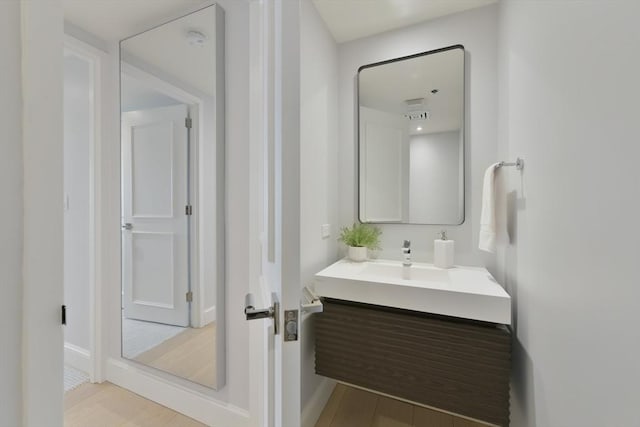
(119, 3, 225, 390)
(358, 45, 465, 225)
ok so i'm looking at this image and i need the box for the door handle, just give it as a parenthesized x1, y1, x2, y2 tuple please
(121, 223, 133, 230)
(245, 293, 279, 335)
(301, 285, 323, 314)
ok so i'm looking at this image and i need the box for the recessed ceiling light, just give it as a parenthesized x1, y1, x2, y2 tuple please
(416, 126, 422, 131)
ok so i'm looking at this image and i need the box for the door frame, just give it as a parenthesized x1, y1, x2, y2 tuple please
(63, 33, 105, 384)
(275, 1, 303, 426)
(248, 0, 271, 424)
(247, 0, 302, 426)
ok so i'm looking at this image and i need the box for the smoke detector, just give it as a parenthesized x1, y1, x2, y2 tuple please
(186, 30, 208, 47)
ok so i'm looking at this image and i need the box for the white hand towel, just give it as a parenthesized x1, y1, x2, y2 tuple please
(479, 163, 500, 253)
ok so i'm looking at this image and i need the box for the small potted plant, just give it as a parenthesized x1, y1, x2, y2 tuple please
(338, 223, 381, 262)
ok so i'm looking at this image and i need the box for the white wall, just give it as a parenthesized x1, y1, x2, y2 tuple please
(64, 55, 91, 352)
(0, 1, 23, 424)
(497, 1, 640, 426)
(359, 106, 406, 222)
(200, 89, 220, 324)
(408, 130, 461, 223)
(338, 5, 498, 266)
(2, 3, 65, 424)
(120, 73, 182, 112)
(300, 1, 340, 425)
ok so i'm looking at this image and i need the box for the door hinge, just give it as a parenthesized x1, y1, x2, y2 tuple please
(61, 305, 67, 325)
(185, 117, 192, 129)
(186, 291, 193, 302)
(185, 205, 193, 215)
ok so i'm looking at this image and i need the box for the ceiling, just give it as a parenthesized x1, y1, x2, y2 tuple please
(64, 0, 497, 45)
(65, 1, 217, 98)
(312, 0, 497, 43)
(121, 6, 217, 96)
(63, 0, 209, 42)
(64, 0, 493, 99)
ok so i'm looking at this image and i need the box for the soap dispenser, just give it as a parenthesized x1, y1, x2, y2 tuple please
(434, 230, 454, 269)
(402, 240, 411, 280)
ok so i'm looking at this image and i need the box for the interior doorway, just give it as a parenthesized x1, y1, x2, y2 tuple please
(62, 34, 104, 401)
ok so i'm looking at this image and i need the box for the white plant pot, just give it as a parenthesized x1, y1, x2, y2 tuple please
(348, 246, 368, 262)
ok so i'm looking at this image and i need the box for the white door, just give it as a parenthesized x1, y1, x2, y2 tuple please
(121, 104, 191, 327)
(248, 1, 301, 426)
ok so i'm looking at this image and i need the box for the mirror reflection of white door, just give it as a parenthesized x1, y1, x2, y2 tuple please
(121, 104, 190, 327)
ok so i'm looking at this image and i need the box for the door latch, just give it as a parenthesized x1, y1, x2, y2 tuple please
(284, 309, 298, 342)
(245, 293, 280, 335)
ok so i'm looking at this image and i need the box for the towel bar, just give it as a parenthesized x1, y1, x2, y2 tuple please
(498, 157, 524, 170)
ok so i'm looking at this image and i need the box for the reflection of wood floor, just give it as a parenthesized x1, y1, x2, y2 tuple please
(64, 382, 206, 427)
(316, 384, 488, 427)
(134, 323, 216, 387)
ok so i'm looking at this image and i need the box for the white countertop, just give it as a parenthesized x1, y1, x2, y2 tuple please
(314, 258, 511, 325)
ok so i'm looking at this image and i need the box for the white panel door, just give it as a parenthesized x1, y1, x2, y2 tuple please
(122, 104, 190, 327)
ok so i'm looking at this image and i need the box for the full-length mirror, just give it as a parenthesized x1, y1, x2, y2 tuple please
(358, 45, 465, 225)
(120, 4, 225, 389)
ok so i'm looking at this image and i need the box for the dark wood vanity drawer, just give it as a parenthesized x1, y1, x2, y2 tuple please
(315, 298, 511, 426)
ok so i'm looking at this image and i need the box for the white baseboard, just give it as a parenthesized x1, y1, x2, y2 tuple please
(106, 358, 249, 427)
(301, 377, 336, 427)
(203, 305, 216, 326)
(64, 342, 91, 374)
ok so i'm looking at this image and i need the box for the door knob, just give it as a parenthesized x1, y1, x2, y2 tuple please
(121, 223, 133, 230)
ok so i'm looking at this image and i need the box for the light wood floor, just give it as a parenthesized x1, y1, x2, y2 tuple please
(134, 323, 216, 388)
(316, 384, 489, 427)
(64, 381, 207, 427)
(65, 375, 488, 427)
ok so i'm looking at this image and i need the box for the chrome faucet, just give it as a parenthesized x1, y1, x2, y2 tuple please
(402, 240, 411, 267)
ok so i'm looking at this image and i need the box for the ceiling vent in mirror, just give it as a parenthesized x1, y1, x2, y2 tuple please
(404, 98, 430, 121)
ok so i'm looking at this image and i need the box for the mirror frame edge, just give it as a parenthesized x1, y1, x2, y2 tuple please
(356, 44, 466, 226)
(117, 2, 227, 391)
(213, 3, 226, 390)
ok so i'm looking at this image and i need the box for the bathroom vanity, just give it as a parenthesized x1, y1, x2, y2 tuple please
(313, 259, 512, 426)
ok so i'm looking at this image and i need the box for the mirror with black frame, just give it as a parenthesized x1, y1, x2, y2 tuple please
(119, 3, 225, 390)
(358, 45, 465, 225)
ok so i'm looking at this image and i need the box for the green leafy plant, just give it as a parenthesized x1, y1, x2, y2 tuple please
(338, 223, 382, 250)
